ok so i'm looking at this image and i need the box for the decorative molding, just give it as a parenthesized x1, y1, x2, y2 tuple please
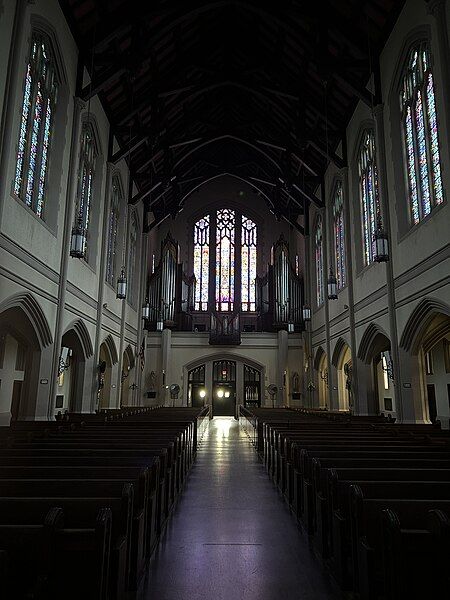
(313, 346, 326, 371)
(357, 322, 390, 363)
(101, 334, 119, 365)
(63, 319, 94, 358)
(394, 244, 450, 289)
(353, 284, 387, 313)
(66, 282, 98, 310)
(0, 266, 58, 305)
(0, 232, 60, 284)
(331, 337, 350, 368)
(399, 297, 450, 354)
(0, 291, 53, 348)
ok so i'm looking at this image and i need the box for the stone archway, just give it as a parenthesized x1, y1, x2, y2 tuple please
(98, 335, 118, 409)
(332, 338, 351, 411)
(357, 323, 392, 416)
(58, 321, 93, 413)
(120, 345, 136, 407)
(400, 299, 450, 426)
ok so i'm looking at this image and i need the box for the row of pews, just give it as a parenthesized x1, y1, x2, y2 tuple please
(0, 406, 210, 599)
(239, 406, 450, 600)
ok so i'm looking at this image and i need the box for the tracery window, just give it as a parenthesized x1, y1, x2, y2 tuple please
(128, 212, 138, 306)
(193, 216, 210, 311)
(14, 31, 58, 219)
(333, 181, 346, 289)
(192, 210, 258, 312)
(315, 215, 324, 306)
(358, 130, 380, 265)
(75, 122, 97, 258)
(241, 216, 257, 312)
(401, 42, 444, 224)
(106, 175, 122, 285)
(216, 209, 235, 312)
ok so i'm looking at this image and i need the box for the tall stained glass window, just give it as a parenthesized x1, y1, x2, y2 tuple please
(14, 31, 58, 219)
(401, 42, 444, 225)
(193, 215, 210, 311)
(333, 181, 346, 289)
(106, 175, 122, 285)
(241, 216, 257, 311)
(358, 130, 380, 265)
(315, 215, 324, 306)
(128, 212, 138, 306)
(216, 209, 235, 311)
(75, 122, 96, 259)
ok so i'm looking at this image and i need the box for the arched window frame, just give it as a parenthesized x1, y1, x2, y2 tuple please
(192, 208, 259, 313)
(105, 173, 123, 286)
(75, 121, 97, 260)
(193, 215, 210, 311)
(241, 215, 257, 312)
(14, 30, 59, 219)
(358, 129, 381, 266)
(332, 180, 346, 289)
(128, 211, 138, 307)
(400, 41, 444, 225)
(315, 214, 324, 307)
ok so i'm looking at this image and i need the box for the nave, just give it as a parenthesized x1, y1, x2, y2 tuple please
(144, 417, 338, 600)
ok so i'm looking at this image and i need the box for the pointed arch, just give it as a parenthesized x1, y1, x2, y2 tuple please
(124, 344, 135, 370)
(101, 334, 119, 365)
(357, 323, 390, 364)
(400, 298, 450, 355)
(331, 337, 350, 368)
(0, 293, 52, 348)
(63, 320, 93, 359)
(313, 346, 326, 371)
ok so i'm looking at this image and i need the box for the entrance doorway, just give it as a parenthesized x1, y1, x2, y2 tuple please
(188, 365, 206, 408)
(212, 360, 236, 416)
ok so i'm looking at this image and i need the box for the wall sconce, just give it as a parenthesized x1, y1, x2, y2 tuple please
(70, 214, 86, 258)
(116, 267, 127, 299)
(199, 389, 206, 399)
(327, 268, 338, 300)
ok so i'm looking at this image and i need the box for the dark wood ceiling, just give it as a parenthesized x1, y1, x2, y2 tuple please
(59, 0, 405, 231)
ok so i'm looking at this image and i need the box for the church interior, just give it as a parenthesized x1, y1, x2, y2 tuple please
(0, 0, 449, 598)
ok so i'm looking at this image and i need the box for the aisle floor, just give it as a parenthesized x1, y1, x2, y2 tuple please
(143, 417, 339, 600)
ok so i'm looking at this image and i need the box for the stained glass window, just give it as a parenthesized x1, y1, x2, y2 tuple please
(315, 215, 324, 306)
(358, 130, 380, 265)
(333, 181, 346, 289)
(401, 42, 443, 224)
(128, 212, 138, 306)
(14, 32, 58, 219)
(75, 122, 96, 259)
(241, 216, 257, 311)
(216, 209, 235, 311)
(106, 175, 122, 285)
(193, 215, 210, 311)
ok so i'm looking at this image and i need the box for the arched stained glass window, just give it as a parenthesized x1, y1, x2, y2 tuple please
(241, 216, 257, 311)
(358, 130, 380, 265)
(315, 215, 324, 306)
(193, 215, 210, 311)
(106, 175, 122, 285)
(216, 209, 235, 312)
(401, 42, 444, 224)
(333, 181, 346, 289)
(75, 122, 96, 258)
(128, 211, 138, 306)
(14, 31, 58, 219)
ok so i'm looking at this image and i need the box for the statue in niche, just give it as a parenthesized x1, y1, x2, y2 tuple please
(292, 371, 300, 393)
(344, 362, 353, 411)
(149, 371, 157, 391)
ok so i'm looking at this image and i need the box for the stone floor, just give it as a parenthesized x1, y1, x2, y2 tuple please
(143, 417, 339, 600)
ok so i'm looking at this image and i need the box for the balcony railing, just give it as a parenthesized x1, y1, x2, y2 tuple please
(209, 311, 241, 345)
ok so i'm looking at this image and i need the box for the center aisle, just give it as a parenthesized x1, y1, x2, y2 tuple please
(143, 417, 339, 600)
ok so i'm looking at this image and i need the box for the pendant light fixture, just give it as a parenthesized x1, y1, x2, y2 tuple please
(302, 305, 311, 322)
(327, 268, 338, 300)
(373, 215, 389, 262)
(142, 298, 150, 320)
(70, 214, 86, 258)
(116, 76, 135, 301)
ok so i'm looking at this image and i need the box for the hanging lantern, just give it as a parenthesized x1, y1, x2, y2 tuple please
(156, 312, 164, 331)
(142, 300, 150, 320)
(373, 216, 389, 262)
(327, 268, 338, 300)
(287, 322, 294, 333)
(116, 267, 127, 299)
(70, 214, 86, 258)
(302, 305, 311, 322)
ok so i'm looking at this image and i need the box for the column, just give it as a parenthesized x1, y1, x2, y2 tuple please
(341, 164, 360, 414)
(48, 96, 85, 418)
(373, 104, 404, 420)
(160, 327, 171, 406)
(277, 329, 288, 406)
(90, 160, 113, 411)
(134, 230, 149, 406)
(116, 203, 132, 407)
